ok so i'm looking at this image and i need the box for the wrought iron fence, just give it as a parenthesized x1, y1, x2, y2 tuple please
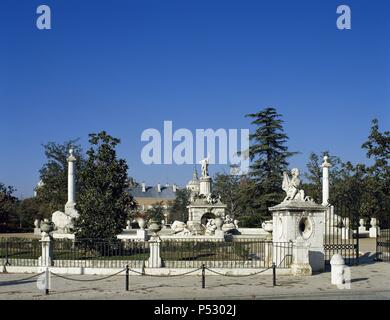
(324, 202, 359, 265)
(1, 237, 293, 270)
(0, 238, 41, 267)
(377, 216, 390, 262)
(52, 239, 149, 268)
(160, 239, 292, 269)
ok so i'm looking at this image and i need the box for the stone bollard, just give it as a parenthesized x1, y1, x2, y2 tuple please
(290, 237, 312, 276)
(148, 236, 162, 268)
(330, 254, 345, 286)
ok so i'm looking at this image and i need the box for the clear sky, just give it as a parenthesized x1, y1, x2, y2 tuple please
(1, 0, 389, 197)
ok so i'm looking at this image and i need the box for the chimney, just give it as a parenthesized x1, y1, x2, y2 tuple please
(141, 182, 146, 192)
(172, 184, 177, 192)
(157, 183, 161, 193)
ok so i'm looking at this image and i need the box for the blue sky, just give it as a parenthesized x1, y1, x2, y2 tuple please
(1, 0, 389, 197)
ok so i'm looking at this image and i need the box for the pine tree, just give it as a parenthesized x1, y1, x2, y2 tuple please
(245, 107, 297, 217)
(75, 131, 136, 240)
(37, 139, 85, 216)
(168, 189, 191, 223)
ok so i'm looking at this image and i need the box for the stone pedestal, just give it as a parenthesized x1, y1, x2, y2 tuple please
(199, 176, 212, 196)
(291, 237, 312, 276)
(39, 234, 53, 267)
(187, 200, 226, 228)
(369, 218, 378, 238)
(148, 236, 162, 268)
(269, 200, 326, 272)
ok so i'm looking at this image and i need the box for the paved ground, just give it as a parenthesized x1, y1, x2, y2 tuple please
(0, 254, 389, 300)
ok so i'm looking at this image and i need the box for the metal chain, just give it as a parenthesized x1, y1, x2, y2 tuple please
(50, 268, 126, 282)
(0, 271, 45, 284)
(128, 267, 202, 277)
(204, 266, 272, 277)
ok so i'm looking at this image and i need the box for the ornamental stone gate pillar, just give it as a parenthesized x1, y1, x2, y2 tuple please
(148, 236, 162, 268)
(270, 200, 326, 273)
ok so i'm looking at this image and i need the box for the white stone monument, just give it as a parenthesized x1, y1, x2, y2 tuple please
(321, 156, 331, 206)
(269, 168, 326, 272)
(186, 158, 227, 234)
(51, 148, 79, 239)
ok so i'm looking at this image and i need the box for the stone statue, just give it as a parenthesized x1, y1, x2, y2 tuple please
(205, 218, 217, 235)
(199, 158, 209, 177)
(222, 215, 237, 233)
(282, 168, 311, 202)
(171, 221, 191, 235)
(52, 210, 79, 234)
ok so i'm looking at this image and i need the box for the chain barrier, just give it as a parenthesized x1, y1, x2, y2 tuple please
(128, 267, 202, 277)
(49, 268, 127, 282)
(204, 266, 272, 277)
(0, 271, 45, 284)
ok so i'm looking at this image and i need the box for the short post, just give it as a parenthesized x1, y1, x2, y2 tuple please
(125, 265, 129, 291)
(45, 267, 50, 295)
(330, 254, 345, 286)
(202, 264, 206, 289)
(272, 262, 276, 287)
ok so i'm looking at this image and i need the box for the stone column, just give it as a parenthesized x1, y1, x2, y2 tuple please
(322, 156, 331, 206)
(148, 236, 162, 268)
(65, 148, 76, 211)
(291, 237, 312, 276)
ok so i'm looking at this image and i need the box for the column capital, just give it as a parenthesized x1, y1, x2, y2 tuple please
(67, 148, 76, 162)
(321, 155, 331, 168)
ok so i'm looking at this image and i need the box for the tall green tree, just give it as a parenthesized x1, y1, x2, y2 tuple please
(75, 131, 136, 240)
(361, 119, 390, 220)
(0, 183, 17, 225)
(213, 172, 244, 218)
(146, 202, 166, 224)
(245, 107, 297, 217)
(36, 139, 85, 216)
(168, 188, 191, 223)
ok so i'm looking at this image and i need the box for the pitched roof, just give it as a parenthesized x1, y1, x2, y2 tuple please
(128, 185, 178, 200)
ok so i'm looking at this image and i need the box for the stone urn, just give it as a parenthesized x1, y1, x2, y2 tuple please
(262, 220, 273, 233)
(137, 218, 146, 230)
(234, 219, 239, 228)
(40, 219, 54, 234)
(214, 217, 223, 230)
(148, 220, 162, 236)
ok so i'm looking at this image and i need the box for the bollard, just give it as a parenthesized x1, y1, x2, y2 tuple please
(272, 262, 276, 287)
(202, 264, 205, 289)
(45, 267, 49, 295)
(125, 265, 129, 291)
(330, 254, 345, 286)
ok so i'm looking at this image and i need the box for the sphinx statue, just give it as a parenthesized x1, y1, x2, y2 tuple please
(282, 168, 312, 202)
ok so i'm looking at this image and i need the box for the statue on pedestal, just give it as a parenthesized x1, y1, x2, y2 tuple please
(199, 158, 209, 177)
(282, 168, 312, 202)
